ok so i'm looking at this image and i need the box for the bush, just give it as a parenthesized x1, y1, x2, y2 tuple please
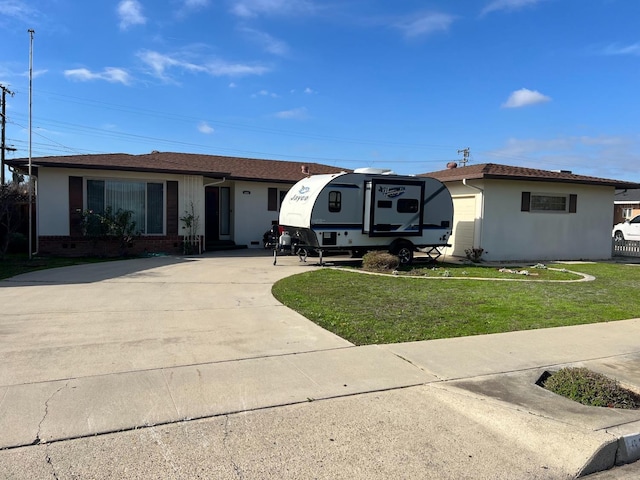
(542, 367, 640, 409)
(465, 247, 484, 262)
(7, 232, 27, 254)
(362, 251, 400, 272)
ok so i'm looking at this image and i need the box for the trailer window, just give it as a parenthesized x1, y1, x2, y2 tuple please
(328, 191, 342, 212)
(397, 198, 419, 213)
(377, 200, 392, 209)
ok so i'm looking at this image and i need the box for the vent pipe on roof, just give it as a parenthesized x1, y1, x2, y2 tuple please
(446, 162, 458, 169)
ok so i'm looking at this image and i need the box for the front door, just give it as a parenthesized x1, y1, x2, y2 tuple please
(205, 186, 220, 243)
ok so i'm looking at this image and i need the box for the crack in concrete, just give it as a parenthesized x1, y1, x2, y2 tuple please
(45, 449, 60, 480)
(223, 415, 244, 480)
(34, 382, 69, 446)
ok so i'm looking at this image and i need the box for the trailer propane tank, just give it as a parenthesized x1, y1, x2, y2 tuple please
(279, 231, 292, 247)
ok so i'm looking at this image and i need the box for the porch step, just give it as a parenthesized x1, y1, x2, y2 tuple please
(205, 241, 247, 252)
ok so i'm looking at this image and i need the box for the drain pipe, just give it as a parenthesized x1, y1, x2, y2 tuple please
(462, 178, 484, 252)
(204, 177, 226, 187)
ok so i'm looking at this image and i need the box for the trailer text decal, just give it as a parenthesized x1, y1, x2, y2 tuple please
(378, 186, 405, 198)
(291, 185, 311, 202)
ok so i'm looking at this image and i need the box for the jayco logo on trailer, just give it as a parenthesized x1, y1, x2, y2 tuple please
(378, 186, 405, 198)
(291, 185, 311, 202)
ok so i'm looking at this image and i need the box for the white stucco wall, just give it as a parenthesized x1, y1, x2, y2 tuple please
(480, 180, 614, 261)
(232, 181, 291, 248)
(36, 167, 198, 236)
(36, 167, 294, 248)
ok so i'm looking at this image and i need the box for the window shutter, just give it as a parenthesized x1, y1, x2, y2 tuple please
(69, 176, 83, 236)
(166, 181, 179, 235)
(268, 188, 278, 211)
(569, 194, 577, 213)
(521, 192, 531, 212)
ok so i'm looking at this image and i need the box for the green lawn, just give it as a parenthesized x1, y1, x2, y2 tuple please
(271, 262, 640, 345)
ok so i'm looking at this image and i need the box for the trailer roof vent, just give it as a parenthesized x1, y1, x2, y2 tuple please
(354, 167, 394, 174)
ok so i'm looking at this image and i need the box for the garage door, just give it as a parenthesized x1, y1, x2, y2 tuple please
(451, 196, 476, 257)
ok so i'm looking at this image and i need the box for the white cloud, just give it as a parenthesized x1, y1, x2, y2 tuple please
(184, 0, 210, 8)
(485, 135, 639, 180)
(394, 12, 456, 38)
(252, 89, 278, 98)
(274, 107, 309, 120)
(239, 27, 290, 56)
(137, 49, 269, 82)
(502, 88, 551, 108)
(304, 87, 315, 94)
(481, 0, 541, 15)
(229, 82, 237, 88)
(601, 43, 640, 56)
(0, 0, 37, 22)
(175, 0, 210, 18)
(230, 0, 315, 18)
(198, 121, 215, 134)
(117, 0, 146, 30)
(64, 67, 132, 85)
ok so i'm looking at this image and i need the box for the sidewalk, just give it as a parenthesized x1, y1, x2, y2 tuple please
(0, 252, 639, 478)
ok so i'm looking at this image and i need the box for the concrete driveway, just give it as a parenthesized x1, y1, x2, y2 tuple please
(1, 251, 351, 386)
(1, 250, 640, 479)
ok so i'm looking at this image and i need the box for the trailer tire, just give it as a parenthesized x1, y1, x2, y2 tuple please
(391, 241, 414, 266)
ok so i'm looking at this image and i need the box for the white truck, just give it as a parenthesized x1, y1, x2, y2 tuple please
(277, 168, 453, 265)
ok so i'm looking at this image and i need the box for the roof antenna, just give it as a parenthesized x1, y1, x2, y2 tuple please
(457, 148, 470, 166)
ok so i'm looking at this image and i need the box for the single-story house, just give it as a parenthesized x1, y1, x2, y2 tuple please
(5, 152, 347, 256)
(614, 189, 640, 224)
(421, 163, 640, 262)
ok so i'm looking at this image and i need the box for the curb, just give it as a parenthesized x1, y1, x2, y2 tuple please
(579, 433, 640, 477)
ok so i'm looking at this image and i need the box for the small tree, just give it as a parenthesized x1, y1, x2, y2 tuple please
(0, 182, 28, 258)
(180, 202, 201, 254)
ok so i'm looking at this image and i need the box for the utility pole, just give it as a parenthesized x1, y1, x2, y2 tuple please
(1, 84, 15, 185)
(28, 28, 35, 259)
(457, 147, 470, 166)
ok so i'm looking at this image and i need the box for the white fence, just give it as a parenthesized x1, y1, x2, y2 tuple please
(612, 239, 640, 257)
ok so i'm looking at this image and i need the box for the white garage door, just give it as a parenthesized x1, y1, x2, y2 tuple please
(451, 196, 476, 257)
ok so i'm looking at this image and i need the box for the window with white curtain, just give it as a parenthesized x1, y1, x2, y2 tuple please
(87, 179, 165, 234)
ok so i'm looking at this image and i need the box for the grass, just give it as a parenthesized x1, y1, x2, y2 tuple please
(271, 261, 640, 345)
(542, 367, 640, 409)
(0, 254, 119, 281)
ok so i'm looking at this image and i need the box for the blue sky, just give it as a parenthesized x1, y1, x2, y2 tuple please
(1, 0, 639, 181)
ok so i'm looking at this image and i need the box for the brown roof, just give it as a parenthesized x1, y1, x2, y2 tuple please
(5, 152, 348, 184)
(421, 163, 640, 189)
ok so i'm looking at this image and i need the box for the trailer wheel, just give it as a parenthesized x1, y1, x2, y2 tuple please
(392, 242, 414, 266)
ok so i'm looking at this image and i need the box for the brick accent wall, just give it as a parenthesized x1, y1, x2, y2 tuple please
(38, 235, 185, 257)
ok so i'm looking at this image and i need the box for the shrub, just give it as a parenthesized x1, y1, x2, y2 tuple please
(362, 251, 400, 272)
(81, 207, 139, 254)
(465, 247, 484, 262)
(542, 367, 640, 409)
(7, 232, 27, 254)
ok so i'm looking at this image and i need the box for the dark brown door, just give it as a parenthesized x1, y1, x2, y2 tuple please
(205, 186, 219, 243)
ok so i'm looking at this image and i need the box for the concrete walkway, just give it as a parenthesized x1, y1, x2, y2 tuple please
(0, 250, 639, 479)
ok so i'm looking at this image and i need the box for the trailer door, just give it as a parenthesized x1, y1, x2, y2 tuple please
(363, 181, 372, 234)
(369, 179, 425, 236)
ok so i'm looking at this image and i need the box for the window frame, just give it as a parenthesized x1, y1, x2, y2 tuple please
(521, 191, 577, 214)
(85, 177, 166, 235)
(328, 190, 342, 212)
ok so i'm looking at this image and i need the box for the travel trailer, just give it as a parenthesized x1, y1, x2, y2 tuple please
(278, 169, 453, 264)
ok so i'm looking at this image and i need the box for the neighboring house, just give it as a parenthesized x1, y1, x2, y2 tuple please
(5, 152, 347, 256)
(614, 189, 640, 224)
(422, 163, 640, 262)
